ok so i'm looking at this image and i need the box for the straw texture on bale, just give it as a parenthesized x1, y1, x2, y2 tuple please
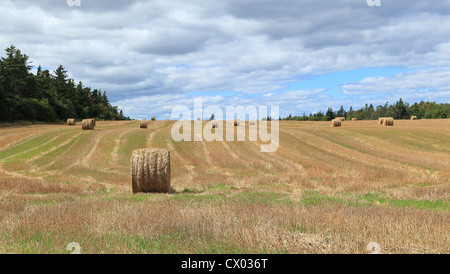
(383, 118, 394, 126)
(92, 118, 96, 126)
(352, 118, 356, 121)
(81, 119, 95, 130)
(151, 116, 156, 121)
(336, 117, 345, 121)
(330, 119, 341, 127)
(131, 148, 170, 193)
(140, 119, 148, 128)
(411, 116, 417, 120)
(67, 118, 76, 126)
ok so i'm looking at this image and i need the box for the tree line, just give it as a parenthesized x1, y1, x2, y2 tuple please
(0, 45, 130, 122)
(284, 98, 450, 121)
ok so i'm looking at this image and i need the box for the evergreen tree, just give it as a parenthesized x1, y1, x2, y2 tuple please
(0, 45, 129, 122)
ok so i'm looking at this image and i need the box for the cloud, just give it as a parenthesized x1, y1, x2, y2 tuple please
(341, 68, 450, 104)
(1, 0, 449, 118)
(342, 68, 450, 94)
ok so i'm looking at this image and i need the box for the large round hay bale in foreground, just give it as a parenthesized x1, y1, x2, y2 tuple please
(67, 118, 76, 126)
(131, 148, 170, 193)
(383, 118, 394, 126)
(330, 119, 341, 127)
(140, 119, 148, 128)
(411, 116, 417, 120)
(81, 119, 95, 130)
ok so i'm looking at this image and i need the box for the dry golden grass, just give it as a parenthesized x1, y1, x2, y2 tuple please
(0, 119, 449, 253)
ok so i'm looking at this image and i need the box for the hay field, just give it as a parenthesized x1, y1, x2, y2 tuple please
(0, 119, 449, 254)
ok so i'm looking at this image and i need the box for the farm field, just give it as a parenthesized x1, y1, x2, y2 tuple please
(0, 119, 449, 254)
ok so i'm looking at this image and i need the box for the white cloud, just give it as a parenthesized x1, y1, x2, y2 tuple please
(342, 68, 450, 96)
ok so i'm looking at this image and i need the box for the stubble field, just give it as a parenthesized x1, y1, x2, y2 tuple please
(0, 119, 448, 254)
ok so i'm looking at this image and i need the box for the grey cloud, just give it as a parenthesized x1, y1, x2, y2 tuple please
(1, 0, 449, 117)
(129, 28, 213, 55)
(11, 0, 140, 14)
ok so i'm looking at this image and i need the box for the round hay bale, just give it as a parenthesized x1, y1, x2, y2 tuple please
(92, 118, 96, 126)
(212, 121, 219, 128)
(140, 119, 148, 128)
(81, 119, 95, 130)
(249, 120, 256, 125)
(352, 118, 356, 121)
(411, 116, 417, 120)
(151, 116, 156, 121)
(330, 119, 341, 127)
(234, 119, 240, 126)
(336, 117, 345, 121)
(384, 118, 394, 126)
(67, 118, 76, 126)
(197, 116, 201, 121)
(379, 117, 388, 125)
(131, 148, 170, 193)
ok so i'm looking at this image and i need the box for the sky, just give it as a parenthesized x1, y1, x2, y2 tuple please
(1, 0, 449, 119)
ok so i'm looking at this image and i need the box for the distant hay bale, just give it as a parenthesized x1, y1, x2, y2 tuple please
(151, 116, 156, 121)
(81, 119, 95, 130)
(411, 116, 417, 120)
(378, 117, 393, 125)
(330, 119, 341, 127)
(383, 117, 394, 126)
(140, 119, 148, 128)
(234, 119, 240, 126)
(352, 118, 356, 121)
(212, 121, 219, 128)
(249, 119, 256, 125)
(67, 118, 76, 126)
(131, 148, 170, 193)
(197, 116, 201, 121)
